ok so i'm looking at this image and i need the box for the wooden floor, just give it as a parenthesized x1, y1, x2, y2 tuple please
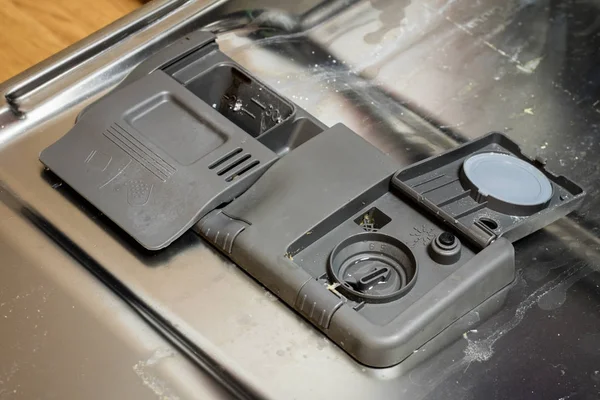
(0, 0, 145, 82)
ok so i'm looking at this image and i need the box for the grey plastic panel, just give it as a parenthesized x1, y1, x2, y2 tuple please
(287, 191, 514, 367)
(40, 70, 277, 250)
(392, 132, 586, 249)
(41, 28, 328, 251)
(200, 124, 515, 367)
(328, 238, 514, 367)
(199, 124, 399, 305)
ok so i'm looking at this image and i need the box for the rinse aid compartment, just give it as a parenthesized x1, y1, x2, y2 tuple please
(39, 31, 585, 368)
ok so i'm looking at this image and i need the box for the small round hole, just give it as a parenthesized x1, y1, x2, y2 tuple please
(479, 217, 499, 230)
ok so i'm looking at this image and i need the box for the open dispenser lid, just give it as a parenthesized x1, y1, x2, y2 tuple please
(39, 32, 325, 250)
(392, 132, 586, 249)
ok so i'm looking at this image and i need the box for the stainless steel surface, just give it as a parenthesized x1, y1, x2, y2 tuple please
(2, 0, 600, 399)
(0, 199, 229, 400)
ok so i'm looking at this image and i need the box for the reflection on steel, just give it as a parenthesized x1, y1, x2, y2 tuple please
(203, 0, 361, 33)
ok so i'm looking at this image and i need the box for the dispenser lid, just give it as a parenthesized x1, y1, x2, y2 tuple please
(40, 69, 277, 250)
(392, 132, 586, 249)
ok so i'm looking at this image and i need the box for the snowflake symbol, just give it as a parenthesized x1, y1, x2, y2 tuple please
(409, 225, 436, 247)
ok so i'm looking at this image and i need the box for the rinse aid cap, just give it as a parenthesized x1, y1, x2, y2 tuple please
(462, 152, 554, 209)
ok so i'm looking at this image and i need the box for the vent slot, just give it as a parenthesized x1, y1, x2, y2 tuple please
(217, 154, 252, 176)
(226, 160, 260, 182)
(209, 148, 242, 170)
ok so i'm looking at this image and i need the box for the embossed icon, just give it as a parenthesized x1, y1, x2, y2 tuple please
(126, 180, 153, 206)
(409, 225, 436, 247)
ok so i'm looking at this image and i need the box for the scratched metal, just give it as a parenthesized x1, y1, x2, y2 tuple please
(1, 0, 600, 399)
